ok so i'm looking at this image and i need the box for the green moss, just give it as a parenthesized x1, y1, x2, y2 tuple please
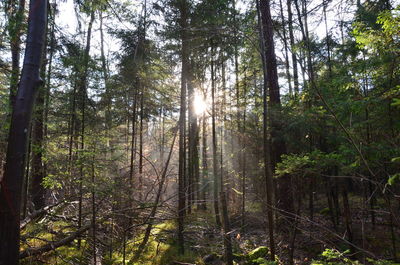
(251, 257, 277, 265)
(247, 246, 269, 260)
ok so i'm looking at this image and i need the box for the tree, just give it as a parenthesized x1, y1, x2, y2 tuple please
(0, 0, 47, 263)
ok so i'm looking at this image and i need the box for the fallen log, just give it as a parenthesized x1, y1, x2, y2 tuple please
(20, 223, 92, 259)
(20, 201, 65, 230)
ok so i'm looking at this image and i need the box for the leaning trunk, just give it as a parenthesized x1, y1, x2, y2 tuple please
(0, 0, 48, 263)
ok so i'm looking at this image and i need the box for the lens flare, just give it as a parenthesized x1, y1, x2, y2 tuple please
(193, 91, 207, 116)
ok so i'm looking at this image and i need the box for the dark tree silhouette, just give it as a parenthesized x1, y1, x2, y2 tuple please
(0, 0, 48, 264)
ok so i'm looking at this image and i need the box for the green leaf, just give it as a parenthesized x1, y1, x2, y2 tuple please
(388, 173, 400, 186)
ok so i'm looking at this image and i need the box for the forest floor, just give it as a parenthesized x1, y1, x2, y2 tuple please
(20, 196, 399, 265)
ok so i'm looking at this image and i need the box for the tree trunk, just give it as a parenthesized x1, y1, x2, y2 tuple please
(187, 66, 195, 213)
(77, 8, 95, 249)
(286, 0, 299, 94)
(201, 113, 208, 210)
(177, 0, 189, 254)
(8, 0, 26, 109)
(279, 0, 292, 95)
(0, 0, 47, 263)
(31, 10, 50, 210)
(259, 0, 291, 214)
(220, 191, 233, 265)
(130, 131, 177, 263)
(139, 87, 144, 201)
(211, 42, 221, 228)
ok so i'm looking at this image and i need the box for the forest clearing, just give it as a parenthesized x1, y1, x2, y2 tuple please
(0, 0, 399, 264)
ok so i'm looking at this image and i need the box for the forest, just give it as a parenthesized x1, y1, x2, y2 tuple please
(0, 0, 399, 264)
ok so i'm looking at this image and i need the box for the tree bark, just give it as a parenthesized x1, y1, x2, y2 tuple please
(177, 0, 189, 254)
(211, 42, 221, 228)
(259, 0, 292, 214)
(220, 191, 233, 265)
(0, 0, 47, 263)
(287, 0, 299, 94)
(77, 8, 95, 249)
(8, 0, 26, 109)
(201, 113, 208, 210)
(31, 9, 50, 210)
(278, 0, 292, 95)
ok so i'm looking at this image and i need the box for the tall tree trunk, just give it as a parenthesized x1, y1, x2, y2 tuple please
(258, 0, 292, 259)
(259, 0, 290, 211)
(100, 10, 111, 153)
(287, 0, 299, 94)
(8, 0, 26, 109)
(77, 9, 95, 249)
(31, 5, 51, 210)
(0, 0, 47, 263)
(220, 191, 233, 265)
(323, 0, 332, 75)
(201, 113, 208, 210)
(139, 87, 144, 201)
(187, 66, 195, 213)
(177, 0, 189, 254)
(91, 152, 97, 265)
(43, 1, 55, 198)
(211, 42, 221, 228)
(241, 74, 248, 229)
(128, 84, 138, 235)
(279, 0, 292, 95)
(31, 62, 46, 211)
(130, 131, 177, 263)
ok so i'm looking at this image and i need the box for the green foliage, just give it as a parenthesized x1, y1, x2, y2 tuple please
(247, 246, 269, 260)
(311, 248, 361, 265)
(275, 151, 342, 178)
(243, 246, 278, 265)
(311, 249, 399, 265)
(387, 173, 400, 186)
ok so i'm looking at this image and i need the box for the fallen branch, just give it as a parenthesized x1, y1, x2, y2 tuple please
(172, 262, 196, 265)
(20, 201, 65, 230)
(129, 128, 178, 263)
(20, 223, 92, 259)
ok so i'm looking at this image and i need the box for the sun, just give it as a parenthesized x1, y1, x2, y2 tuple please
(193, 91, 207, 116)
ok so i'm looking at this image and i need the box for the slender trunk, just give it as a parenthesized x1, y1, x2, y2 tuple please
(342, 184, 354, 252)
(0, 0, 47, 263)
(21, 126, 32, 219)
(241, 76, 248, 229)
(287, 0, 299, 94)
(8, 0, 26, 109)
(201, 113, 208, 210)
(31, 77, 46, 210)
(220, 191, 233, 265)
(233, 0, 242, 207)
(100, 11, 111, 160)
(130, 131, 177, 262)
(139, 88, 144, 201)
(323, 0, 332, 75)
(77, 9, 95, 249)
(279, 0, 292, 95)
(188, 66, 195, 213)
(177, 0, 189, 254)
(211, 42, 221, 228)
(91, 153, 97, 265)
(43, 2, 55, 190)
(257, 0, 276, 259)
(31, 10, 50, 210)
(128, 86, 138, 235)
(68, 83, 77, 170)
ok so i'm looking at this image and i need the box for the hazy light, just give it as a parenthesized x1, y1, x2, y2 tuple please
(193, 91, 207, 116)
